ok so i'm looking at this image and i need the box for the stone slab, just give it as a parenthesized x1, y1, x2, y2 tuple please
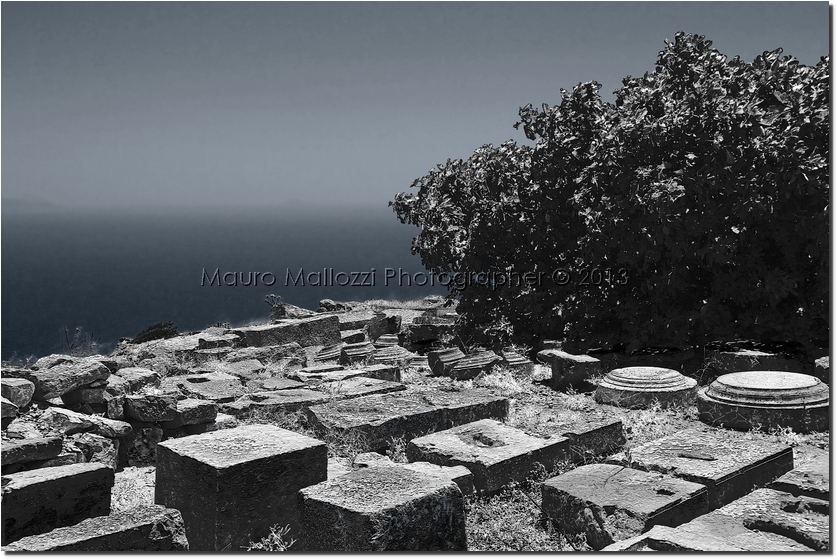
(770, 449, 829, 500)
(341, 329, 366, 344)
(352, 452, 475, 497)
(155, 424, 327, 551)
(448, 351, 502, 380)
(542, 463, 709, 550)
(1, 462, 114, 545)
(232, 315, 341, 348)
(607, 427, 793, 509)
(1, 436, 63, 466)
(112, 367, 160, 393)
(246, 377, 306, 392)
(306, 389, 509, 451)
(427, 348, 465, 377)
(298, 466, 466, 551)
(161, 372, 244, 403)
(407, 419, 568, 494)
(709, 349, 805, 375)
(123, 393, 178, 422)
(315, 377, 406, 399)
(22, 359, 111, 400)
(711, 488, 828, 551)
(602, 516, 812, 551)
(220, 389, 331, 419)
(813, 356, 828, 383)
(159, 398, 218, 429)
(538, 349, 601, 388)
(4, 504, 189, 551)
(39, 407, 132, 438)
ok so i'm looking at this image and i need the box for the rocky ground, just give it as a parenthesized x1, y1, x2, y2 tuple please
(0, 296, 830, 551)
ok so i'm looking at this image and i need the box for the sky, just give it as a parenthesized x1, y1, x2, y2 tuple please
(1, 1, 829, 210)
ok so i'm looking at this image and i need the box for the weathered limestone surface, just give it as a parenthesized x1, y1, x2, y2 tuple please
(538, 350, 601, 388)
(315, 343, 346, 361)
(220, 389, 331, 418)
(160, 398, 218, 429)
(113, 368, 160, 393)
(180, 413, 239, 436)
(407, 419, 568, 494)
(602, 515, 812, 552)
(123, 394, 179, 422)
(1, 378, 35, 408)
(316, 377, 406, 399)
(770, 449, 829, 500)
(697, 371, 829, 432)
(232, 315, 341, 348)
(219, 359, 265, 381)
(161, 372, 244, 403)
(155, 424, 327, 551)
(299, 364, 345, 374)
(595, 366, 697, 408)
(1, 436, 63, 466)
(341, 329, 366, 344)
(607, 427, 793, 509)
(427, 348, 465, 377)
(541, 464, 709, 550)
(224, 342, 304, 364)
(369, 345, 415, 365)
(306, 388, 509, 450)
(711, 488, 829, 551)
(4, 504, 189, 551)
(372, 333, 400, 348)
(1, 397, 18, 427)
(559, 416, 625, 463)
(293, 365, 400, 384)
(247, 377, 305, 392)
(500, 349, 535, 375)
(298, 466, 467, 551)
(70, 433, 120, 471)
(40, 407, 132, 438)
(1, 462, 114, 545)
(449, 351, 502, 380)
(352, 452, 475, 497)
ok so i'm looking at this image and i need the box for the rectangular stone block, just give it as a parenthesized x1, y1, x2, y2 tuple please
(537, 349, 600, 388)
(427, 348, 465, 377)
(155, 424, 327, 551)
(232, 315, 340, 348)
(220, 389, 331, 419)
(159, 398, 218, 429)
(1, 462, 114, 545)
(3, 504, 189, 551)
(1, 436, 63, 466)
(298, 466, 466, 551)
(1, 378, 35, 408)
(607, 427, 793, 509)
(352, 452, 475, 497)
(315, 377, 406, 399)
(161, 372, 245, 403)
(542, 463, 709, 550)
(770, 449, 828, 500)
(306, 389, 509, 450)
(407, 419, 568, 495)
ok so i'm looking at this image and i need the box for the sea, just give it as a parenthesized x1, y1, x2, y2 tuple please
(1, 203, 446, 361)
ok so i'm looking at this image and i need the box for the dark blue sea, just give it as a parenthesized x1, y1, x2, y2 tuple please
(1, 204, 445, 361)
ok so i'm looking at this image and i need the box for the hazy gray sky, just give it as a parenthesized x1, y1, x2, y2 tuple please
(2, 2, 828, 209)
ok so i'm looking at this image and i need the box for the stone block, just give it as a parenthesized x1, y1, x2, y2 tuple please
(813, 356, 828, 383)
(367, 313, 402, 341)
(608, 427, 793, 509)
(373, 333, 400, 348)
(299, 364, 345, 374)
(539, 350, 601, 388)
(306, 389, 509, 451)
(359, 363, 401, 382)
(541, 463, 709, 550)
(126, 425, 164, 466)
(4, 504, 189, 551)
(112, 367, 161, 393)
(315, 343, 345, 361)
(1, 378, 35, 408)
(1, 397, 18, 427)
(232, 315, 341, 348)
(710, 488, 828, 551)
(181, 412, 239, 436)
(298, 466, 466, 551)
(224, 342, 304, 364)
(159, 398, 218, 429)
(70, 433, 119, 471)
(24, 359, 111, 400)
(220, 389, 331, 419)
(220, 358, 265, 381)
(246, 377, 305, 392)
(352, 452, 475, 497)
(770, 449, 828, 500)
(407, 419, 567, 495)
(24, 450, 85, 470)
(39, 407, 132, 438)
(123, 393, 178, 422)
(155, 424, 327, 551)
(369, 345, 415, 365)
(1, 436, 63, 466)
(317, 377, 406, 399)
(1, 462, 114, 545)
(161, 372, 244, 403)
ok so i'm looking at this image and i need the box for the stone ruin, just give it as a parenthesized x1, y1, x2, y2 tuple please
(0, 300, 830, 551)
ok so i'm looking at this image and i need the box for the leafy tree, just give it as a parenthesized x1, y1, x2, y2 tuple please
(392, 32, 829, 354)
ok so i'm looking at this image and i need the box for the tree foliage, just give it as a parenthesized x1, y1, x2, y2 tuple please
(392, 33, 829, 353)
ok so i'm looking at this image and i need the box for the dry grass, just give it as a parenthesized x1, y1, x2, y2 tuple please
(473, 366, 528, 397)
